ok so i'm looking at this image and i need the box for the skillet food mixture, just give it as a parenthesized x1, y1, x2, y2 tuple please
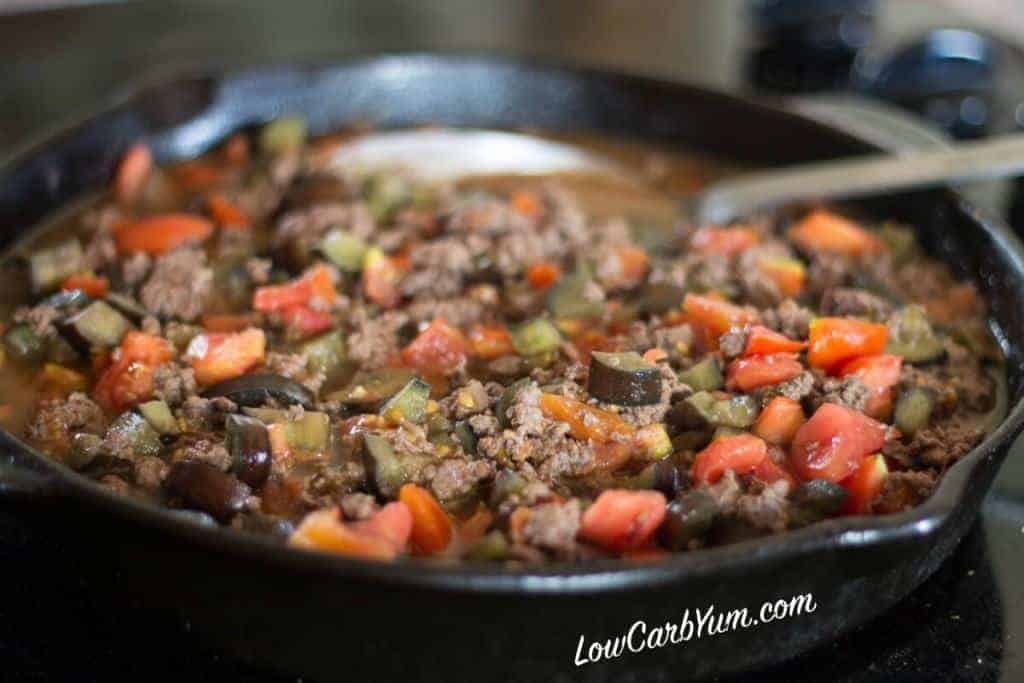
(3, 120, 1003, 563)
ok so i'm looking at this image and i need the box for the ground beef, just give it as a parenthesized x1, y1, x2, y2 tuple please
(811, 375, 871, 413)
(134, 456, 170, 490)
(121, 251, 152, 287)
(467, 413, 500, 438)
(764, 299, 814, 339)
(139, 247, 213, 321)
(302, 460, 366, 507)
(764, 370, 816, 404)
(874, 470, 938, 513)
(265, 351, 326, 394)
(652, 324, 695, 361)
(27, 392, 106, 454)
(521, 499, 582, 555)
(882, 421, 983, 470)
(153, 361, 198, 407)
(613, 363, 689, 428)
(245, 257, 272, 285)
(734, 480, 791, 532)
(405, 297, 486, 328)
(171, 437, 233, 471)
(13, 302, 61, 339)
(346, 310, 409, 369)
(440, 379, 494, 419)
(400, 238, 473, 299)
(718, 328, 748, 359)
(83, 228, 118, 272)
(178, 395, 236, 432)
(806, 253, 851, 296)
(704, 470, 742, 509)
(340, 492, 379, 521)
(430, 458, 495, 503)
(819, 287, 891, 321)
(274, 202, 374, 252)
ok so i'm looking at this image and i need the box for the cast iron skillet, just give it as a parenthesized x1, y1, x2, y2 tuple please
(1, 55, 1023, 682)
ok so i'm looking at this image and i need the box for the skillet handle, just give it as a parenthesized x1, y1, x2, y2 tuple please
(0, 458, 65, 503)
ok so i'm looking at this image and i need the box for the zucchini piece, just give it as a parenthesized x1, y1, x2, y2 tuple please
(362, 433, 430, 497)
(319, 229, 368, 273)
(789, 480, 847, 528)
(546, 266, 603, 319)
(678, 357, 723, 392)
(636, 423, 672, 460)
(624, 459, 682, 497)
(379, 377, 431, 424)
(454, 420, 478, 456)
(326, 368, 416, 409)
(29, 239, 83, 292)
(226, 414, 272, 488)
(242, 408, 330, 453)
(671, 391, 758, 430)
(104, 292, 151, 323)
(298, 329, 346, 376)
(365, 173, 411, 222)
(205, 373, 314, 409)
(497, 378, 531, 428)
(4, 324, 46, 364)
(468, 530, 511, 561)
(260, 116, 307, 156)
(588, 351, 662, 405)
(634, 282, 686, 315)
(105, 411, 162, 459)
(659, 490, 718, 550)
(712, 426, 745, 441)
(886, 305, 945, 363)
(511, 318, 562, 356)
(712, 395, 760, 429)
(60, 300, 133, 350)
(894, 387, 935, 437)
(138, 400, 179, 435)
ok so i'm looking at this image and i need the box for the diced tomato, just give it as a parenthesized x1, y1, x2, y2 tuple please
(609, 245, 649, 288)
(401, 319, 470, 374)
(788, 209, 882, 256)
(691, 226, 759, 256)
(114, 213, 214, 255)
(399, 483, 454, 555)
(510, 190, 542, 219)
(841, 454, 888, 515)
(206, 193, 250, 229)
(752, 456, 798, 488)
(113, 143, 152, 205)
(525, 262, 561, 290)
(692, 434, 768, 484)
(683, 293, 759, 339)
(253, 263, 336, 313)
(186, 328, 266, 386)
(744, 325, 807, 356)
(838, 354, 903, 419)
(759, 257, 806, 297)
(642, 348, 668, 364)
(571, 329, 617, 363)
(60, 273, 109, 298)
(92, 331, 174, 412)
(579, 489, 667, 553)
(753, 396, 806, 446)
(200, 313, 254, 333)
(468, 324, 516, 359)
(726, 353, 803, 392)
(807, 317, 888, 372)
(362, 248, 403, 309)
(278, 305, 334, 338)
(789, 403, 888, 483)
(457, 505, 495, 545)
(169, 161, 222, 191)
(538, 393, 636, 442)
(289, 503, 412, 561)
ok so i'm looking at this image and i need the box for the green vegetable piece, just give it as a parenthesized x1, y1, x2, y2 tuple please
(61, 300, 132, 350)
(634, 282, 687, 316)
(878, 223, 917, 265)
(4, 324, 45, 364)
(588, 351, 662, 406)
(298, 329, 346, 376)
(468, 530, 511, 561)
(678, 356, 723, 392)
(365, 174, 411, 222)
(510, 318, 562, 357)
(319, 229, 368, 272)
(327, 368, 416, 408)
(454, 420, 477, 456)
(636, 423, 672, 459)
(674, 391, 718, 430)
(711, 395, 760, 429)
(380, 377, 431, 424)
(30, 239, 83, 292)
(106, 411, 161, 459)
(138, 400, 179, 435)
(546, 266, 603, 319)
(673, 391, 758, 430)
(260, 116, 307, 156)
(67, 433, 102, 471)
(242, 408, 331, 452)
(671, 429, 712, 453)
(497, 378, 531, 428)
(659, 490, 719, 550)
(362, 433, 430, 497)
(894, 387, 935, 437)
(789, 480, 848, 528)
(886, 305, 945, 364)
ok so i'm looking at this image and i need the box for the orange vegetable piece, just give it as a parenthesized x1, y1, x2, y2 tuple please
(538, 393, 635, 442)
(457, 505, 495, 545)
(399, 483, 454, 554)
(683, 293, 759, 338)
(807, 317, 888, 372)
(362, 250, 404, 309)
(186, 328, 266, 386)
(692, 434, 768, 485)
(579, 489, 667, 553)
(113, 143, 152, 205)
(753, 397, 806, 446)
(744, 325, 807, 356)
(841, 454, 888, 515)
(592, 440, 636, 473)
(200, 313, 254, 333)
(114, 213, 214, 255)
(510, 190, 542, 219)
(253, 264, 336, 313)
(759, 258, 806, 297)
(207, 193, 250, 229)
(838, 354, 903, 419)
(610, 245, 649, 288)
(401, 319, 470, 374)
(726, 353, 803, 392)
(278, 305, 335, 338)
(60, 273, 109, 298)
(525, 262, 561, 290)
(468, 324, 516, 359)
(93, 331, 174, 412)
(289, 503, 412, 561)
(788, 209, 882, 256)
(690, 226, 759, 256)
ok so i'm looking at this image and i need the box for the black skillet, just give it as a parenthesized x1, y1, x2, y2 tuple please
(1, 55, 1023, 682)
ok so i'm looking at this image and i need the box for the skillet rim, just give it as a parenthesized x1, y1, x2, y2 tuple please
(1, 52, 1023, 595)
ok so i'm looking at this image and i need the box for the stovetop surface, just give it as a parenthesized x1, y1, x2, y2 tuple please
(2, 2, 1024, 681)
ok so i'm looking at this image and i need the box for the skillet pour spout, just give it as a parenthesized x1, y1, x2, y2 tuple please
(0, 55, 1022, 682)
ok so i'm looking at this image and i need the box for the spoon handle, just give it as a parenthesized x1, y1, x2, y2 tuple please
(695, 132, 1024, 224)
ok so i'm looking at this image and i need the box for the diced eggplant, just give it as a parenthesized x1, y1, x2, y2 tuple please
(260, 116, 307, 156)
(636, 423, 673, 459)
(4, 324, 46, 364)
(67, 432, 103, 471)
(546, 266, 602, 319)
(789, 480, 848, 528)
(242, 408, 331, 453)
(669, 391, 759, 430)
(624, 459, 681, 498)
(894, 387, 935, 437)
(671, 429, 712, 453)
(510, 318, 562, 356)
(226, 414, 272, 488)
(659, 490, 718, 550)
(39, 288, 91, 313)
(138, 400, 179, 435)
(588, 351, 662, 405)
(634, 282, 686, 315)
(298, 329, 347, 377)
(165, 460, 251, 523)
(497, 377, 531, 428)
(204, 373, 314, 409)
(362, 432, 430, 497)
(105, 411, 162, 459)
(454, 420, 478, 456)
(29, 239, 83, 292)
(379, 377, 431, 424)
(104, 292, 151, 323)
(677, 356, 723, 392)
(59, 300, 133, 351)
(712, 395, 760, 429)
(326, 367, 416, 409)
(886, 305, 945, 364)
(319, 229, 368, 272)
